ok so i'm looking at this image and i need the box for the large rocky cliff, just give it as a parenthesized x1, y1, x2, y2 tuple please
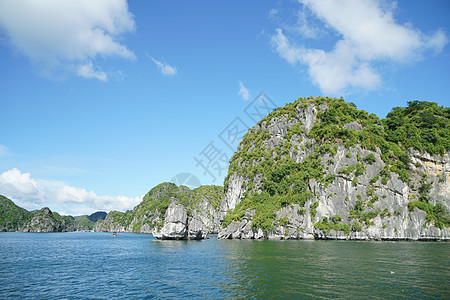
(218, 97, 449, 240)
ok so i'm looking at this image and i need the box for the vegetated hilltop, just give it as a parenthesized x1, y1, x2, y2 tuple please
(0, 194, 106, 232)
(87, 211, 107, 223)
(94, 183, 224, 239)
(218, 97, 449, 240)
(0, 195, 32, 231)
(20, 207, 76, 232)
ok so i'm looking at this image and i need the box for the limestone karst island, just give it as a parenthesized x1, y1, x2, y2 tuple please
(1, 97, 449, 241)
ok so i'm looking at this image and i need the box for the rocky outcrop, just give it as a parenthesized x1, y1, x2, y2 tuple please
(218, 209, 267, 239)
(152, 199, 219, 240)
(94, 183, 224, 239)
(153, 202, 189, 239)
(219, 97, 450, 240)
(20, 207, 76, 233)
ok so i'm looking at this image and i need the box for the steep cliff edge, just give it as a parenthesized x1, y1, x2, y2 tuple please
(218, 97, 449, 240)
(94, 183, 224, 239)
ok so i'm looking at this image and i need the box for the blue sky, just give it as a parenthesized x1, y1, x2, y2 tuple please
(0, 0, 449, 215)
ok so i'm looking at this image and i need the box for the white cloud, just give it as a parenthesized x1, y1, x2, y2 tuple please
(0, 168, 42, 205)
(295, 6, 322, 39)
(0, 168, 141, 215)
(271, 28, 304, 65)
(0, 0, 135, 81)
(150, 56, 178, 76)
(77, 62, 108, 81)
(238, 81, 250, 100)
(271, 0, 448, 94)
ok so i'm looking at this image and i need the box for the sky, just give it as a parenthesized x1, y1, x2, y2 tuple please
(0, 0, 449, 216)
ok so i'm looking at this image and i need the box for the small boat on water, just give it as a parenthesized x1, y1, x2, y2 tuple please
(112, 232, 117, 236)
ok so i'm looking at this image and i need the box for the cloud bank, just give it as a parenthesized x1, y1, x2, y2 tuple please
(0, 168, 141, 216)
(271, 0, 448, 94)
(0, 0, 135, 81)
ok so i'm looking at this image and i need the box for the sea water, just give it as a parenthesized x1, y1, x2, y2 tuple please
(0, 232, 448, 299)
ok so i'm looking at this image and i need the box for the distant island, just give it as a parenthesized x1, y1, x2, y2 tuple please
(1, 97, 449, 240)
(0, 195, 106, 232)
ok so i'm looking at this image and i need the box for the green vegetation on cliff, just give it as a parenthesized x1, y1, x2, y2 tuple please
(408, 175, 450, 229)
(315, 215, 351, 235)
(384, 100, 449, 155)
(73, 215, 95, 230)
(0, 195, 32, 230)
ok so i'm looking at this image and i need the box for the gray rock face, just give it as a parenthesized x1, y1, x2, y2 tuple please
(219, 99, 450, 241)
(188, 199, 220, 238)
(153, 202, 188, 239)
(20, 207, 75, 233)
(152, 199, 216, 240)
(218, 209, 266, 239)
(220, 173, 245, 214)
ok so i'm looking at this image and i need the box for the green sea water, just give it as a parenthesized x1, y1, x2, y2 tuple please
(0, 232, 448, 299)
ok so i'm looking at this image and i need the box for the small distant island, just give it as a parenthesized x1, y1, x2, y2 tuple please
(0, 195, 106, 232)
(1, 97, 449, 240)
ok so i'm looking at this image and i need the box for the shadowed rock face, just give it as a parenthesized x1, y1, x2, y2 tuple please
(218, 97, 450, 240)
(87, 211, 107, 223)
